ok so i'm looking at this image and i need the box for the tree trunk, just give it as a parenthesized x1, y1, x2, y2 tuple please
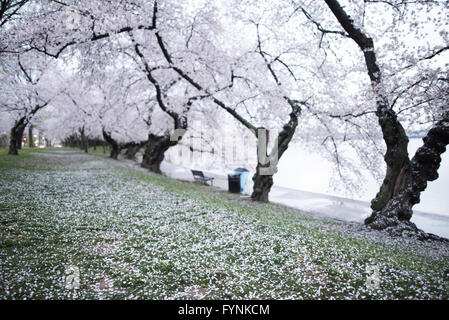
(125, 144, 139, 159)
(8, 117, 27, 155)
(16, 131, 23, 150)
(79, 127, 88, 153)
(110, 147, 120, 159)
(365, 113, 449, 233)
(322, 0, 427, 233)
(141, 114, 188, 173)
(124, 141, 146, 160)
(102, 129, 121, 159)
(251, 105, 300, 202)
(370, 109, 410, 211)
(251, 167, 273, 202)
(28, 125, 34, 148)
(141, 134, 176, 173)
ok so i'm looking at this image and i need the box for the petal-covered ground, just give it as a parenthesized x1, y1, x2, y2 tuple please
(0, 148, 448, 299)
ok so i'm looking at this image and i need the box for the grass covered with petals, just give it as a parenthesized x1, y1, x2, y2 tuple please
(0, 148, 448, 299)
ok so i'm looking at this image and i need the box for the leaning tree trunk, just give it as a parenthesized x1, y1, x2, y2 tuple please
(124, 141, 146, 160)
(141, 115, 188, 173)
(365, 113, 449, 235)
(322, 0, 416, 225)
(141, 134, 177, 174)
(251, 105, 300, 202)
(370, 109, 410, 211)
(102, 129, 121, 159)
(8, 117, 27, 155)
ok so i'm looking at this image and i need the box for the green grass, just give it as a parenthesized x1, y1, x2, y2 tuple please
(0, 148, 448, 299)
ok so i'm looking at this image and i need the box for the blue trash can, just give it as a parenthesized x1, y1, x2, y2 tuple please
(234, 168, 249, 193)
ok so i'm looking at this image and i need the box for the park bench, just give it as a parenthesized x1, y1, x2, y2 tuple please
(191, 170, 214, 186)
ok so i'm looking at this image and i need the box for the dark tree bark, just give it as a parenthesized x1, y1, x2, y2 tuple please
(16, 132, 22, 150)
(79, 126, 88, 153)
(370, 111, 410, 212)
(251, 103, 301, 202)
(141, 134, 175, 173)
(141, 117, 187, 173)
(365, 113, 449, 233)
(8, 116, 26, 155)
(28, 124, 34, 148)
(102, 129, 121, 159)
(251, 165, 273, 203)
(124, 141, 146, 160)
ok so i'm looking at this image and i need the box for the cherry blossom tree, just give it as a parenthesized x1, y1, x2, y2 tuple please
(15, 1, 373, 201)
(3, 1, 204, 172)
(0, 51, 60, 154)
(0, 0, 29, 29)
(2, 0, 446, 219)
(311, 0, 449, 236)
(134, 1, 311, 201)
